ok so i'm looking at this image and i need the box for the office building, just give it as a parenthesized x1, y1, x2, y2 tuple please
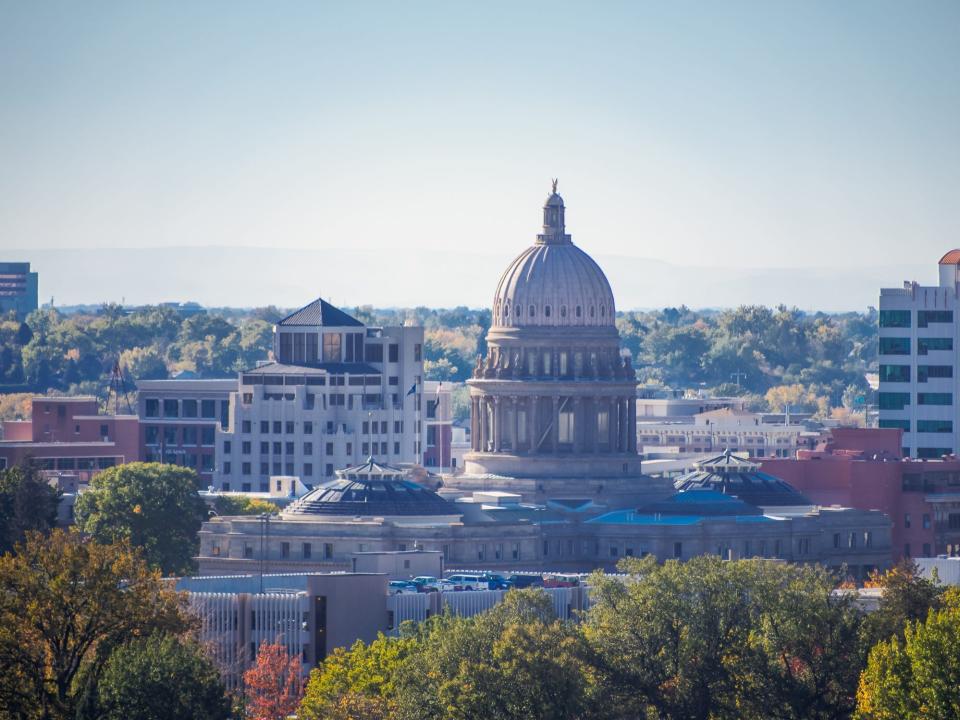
(879, 251, 960, 458)
(0, 262, 38, 319)
(214, 298, 423, 491)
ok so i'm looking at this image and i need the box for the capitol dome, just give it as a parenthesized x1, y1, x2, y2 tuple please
(492, 183, 615, 329)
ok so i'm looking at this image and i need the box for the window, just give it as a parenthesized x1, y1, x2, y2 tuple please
(304, 442, 313, 455)
(923, 513, 931, 529)
(558, 407, 575, 445)
(223, 440, 232, 454)
(394, 442, 400, 454)
(322, 332, 341, 362)
(325, 464, 333, 477)
(145, 399, 159, 417)
(285, 441, 294, 454)
(923, 543, 932, 557)
(388, 344, 399, 362)
(260, 420, 269, 433)
(918, 419, 953, 433)
(241, 441, 251, 454)
(346, 442, 353, 455)
(303, 463, 313, 476)
(163, 399, 178, 418)
(879, 310, 911, 328)
(878, 392, 910, 410)
(324, 543, 333, 560)
(286, 421, 295, 434)
(879, 337, 910, 355)
(273, 421, 282, 434)
(201, 427, 214, 445)
(241, 462, 251, 475)
(918, 447, 953, 458)
(545, 305, 551, 317)
(242, 420, 251, 433)
(303, 543, 312, 559)
(919, 337, 953, 355)
(325, 442, 334, 454)
(904, 513, 911, 529)
(414, 344, 422, 362)
(260, 462, 268, 475)
(183, 426, 198, 445)
(181, 399, 197, 418)
(200, 399, 216, 418)
(879, 419, 910, 431)
(272, 441, 281, 454)
(918, 365, 953, 382)
(243, 543, 254, 559)
(879, 364, 911, 382)
(304, 421, 313, 434)
(833, 533, 841, 549)
(673, 542, 682, 558)
(904, 543, 911, 558)
(918, 310, 953, 327)
(918, 393, 952, 406)
(365, 343, 383, 362)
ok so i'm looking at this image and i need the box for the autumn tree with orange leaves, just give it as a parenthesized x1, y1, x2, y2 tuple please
(243, 641, 303, 720)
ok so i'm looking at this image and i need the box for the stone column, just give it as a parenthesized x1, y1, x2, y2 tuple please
(628, 396, 637, 453)
(573, 397, 583, 454)
(529, 396, 539, 454)
(492, 397, 501, 452)
(471, 397, 479, 451)
(607, 397, 617, 450)
(512, 397, 520, 451)
(479, 397, 488, 451)
(551, 395, 560, 452)
(620, 398, 629, 452)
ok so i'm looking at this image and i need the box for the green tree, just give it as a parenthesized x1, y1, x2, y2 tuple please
(213, 495, 280, 516)
(856, 589, 960, 720)
(120, 345, 168, 381)
(95, 633, 230, 720)
(0, 465, 60, 555)
(74, 462, 207, 575)
(0, 529, 188, 720)
(585, 555, 863, 720)
(859, 562, 944, 657)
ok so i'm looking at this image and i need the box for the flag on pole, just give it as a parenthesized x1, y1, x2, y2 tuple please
(433, 381, 442, 415)
(406, 382, 417, 397)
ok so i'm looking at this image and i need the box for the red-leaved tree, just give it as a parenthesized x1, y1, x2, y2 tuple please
(243, 641, 303, 720)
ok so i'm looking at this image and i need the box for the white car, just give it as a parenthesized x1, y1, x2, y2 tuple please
(444, 574, 491, 591)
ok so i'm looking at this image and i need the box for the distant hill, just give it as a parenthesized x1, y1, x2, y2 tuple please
(14, 246, 928, 312)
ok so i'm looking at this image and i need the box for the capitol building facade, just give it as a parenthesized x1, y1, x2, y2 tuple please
(197, 184, 892, 578)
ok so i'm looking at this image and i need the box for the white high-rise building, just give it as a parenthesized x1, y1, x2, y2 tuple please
(214, 298, 424, 491)
(878, 251, 960, 458)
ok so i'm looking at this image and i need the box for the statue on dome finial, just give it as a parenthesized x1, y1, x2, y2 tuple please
(551, 178, 558, 194)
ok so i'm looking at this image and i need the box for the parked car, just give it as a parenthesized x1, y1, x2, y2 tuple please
(410, 576, 449, 593)
(542, 573, 580, 588)
(479, 573, 512, 590)
(388, 580, 419, 595)
(507, 574, 544, 588)
(444, 574, 490, 591)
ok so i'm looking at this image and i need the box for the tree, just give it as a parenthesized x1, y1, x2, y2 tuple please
(859, 562, 943, 656)
(213, 495, 280, 516)
(0, 529, 188, 720)
(120, 345, 168, 381)
(0, 465, 60, 555)
(244, 641, 303, 720)
(74, 462, 207, 575)
(584, 555, 863, 720)
(95, 633, 231, 720)
(856, 589, 960, 720)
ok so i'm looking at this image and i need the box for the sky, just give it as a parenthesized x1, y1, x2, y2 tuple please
(1, 1, 958, 309)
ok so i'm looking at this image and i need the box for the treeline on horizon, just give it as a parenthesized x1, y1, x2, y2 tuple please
(0, 303, 876, 423)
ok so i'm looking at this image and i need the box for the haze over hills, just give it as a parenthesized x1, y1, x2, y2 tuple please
(15, 246, 926, 312)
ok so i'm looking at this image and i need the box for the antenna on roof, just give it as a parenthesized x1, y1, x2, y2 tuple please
(108, 361, 134, 415)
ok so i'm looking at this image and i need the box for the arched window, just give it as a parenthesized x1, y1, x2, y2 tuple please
(504, 302, 510, 317)
(545, 305, 552, 318)
(560, 306, 567, 318)
(589, 306, 596, 318)
(529, 305, 536, 317)
(600, 305, 605, 317)
(575, 305, 582, 318)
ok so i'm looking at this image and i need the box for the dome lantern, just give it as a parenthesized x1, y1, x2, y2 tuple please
(538, 178, 571, 245)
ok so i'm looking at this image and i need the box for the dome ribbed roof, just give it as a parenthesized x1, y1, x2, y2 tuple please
(492, 185, 615, 329)
(282, 458, 454, 517)
(672, 451, 812, 507)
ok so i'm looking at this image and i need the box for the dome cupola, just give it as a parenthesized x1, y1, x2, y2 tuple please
(492, 181, 616, 329)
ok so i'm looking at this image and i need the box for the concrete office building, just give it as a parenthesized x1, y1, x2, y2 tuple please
(637, 407, 804, 458)
(137, 379, 237, 486)
(423, 380, 455, 472)
(0, 262, 38, 319)
(177, 572, 389, 687)
(879, 250, 960, 458)
(214, 299, 423, 491)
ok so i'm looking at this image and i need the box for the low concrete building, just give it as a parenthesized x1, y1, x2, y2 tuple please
(177, 572, 389, 688)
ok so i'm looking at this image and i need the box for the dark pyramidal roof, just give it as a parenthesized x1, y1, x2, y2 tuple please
(284, 458, 455, 517)
(278, 298, 364, 327)
(672, 451, 812, 507)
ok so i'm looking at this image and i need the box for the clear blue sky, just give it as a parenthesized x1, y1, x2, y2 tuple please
(1, 2, 958, 308)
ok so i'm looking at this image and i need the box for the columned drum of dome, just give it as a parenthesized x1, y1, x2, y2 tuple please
(450, 183, 670, 506)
